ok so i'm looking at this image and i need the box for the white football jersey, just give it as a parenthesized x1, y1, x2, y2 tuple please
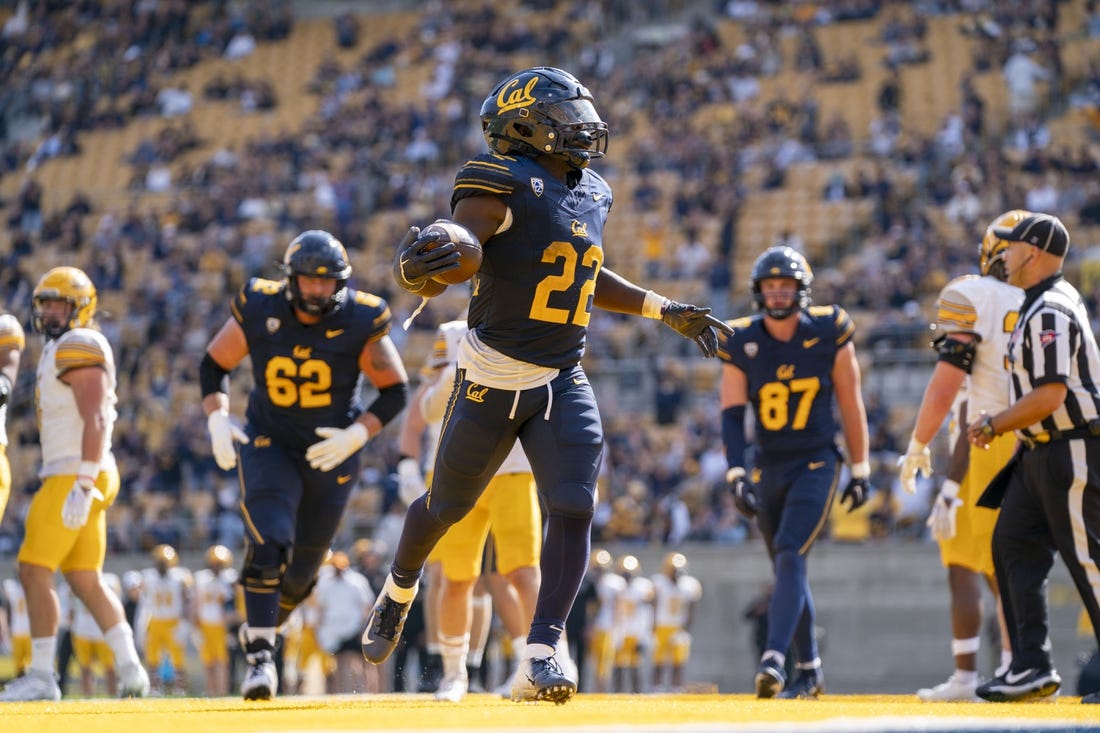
(36, 328, 117, 476)
(139, 566, 192, 621)
(2, 577, 29, 636)
(193, 567, 237, 626)
(592, 572, 626, 632)
(934, 275, 1023, 417)
(612, 575, 655, 640)
(651, 573, 702, 628)
(0, 314, 24, 447)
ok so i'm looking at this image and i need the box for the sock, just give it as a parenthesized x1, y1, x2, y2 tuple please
(523, 642, 554, 661)
(440, 633, 469, 677)
(382, 574, 419, 604)
(247, 626, 278, 647)
(761, 649, 785, 669)
(795, 657, 821, 671)
(30, 636, 57, 675)
(954, 669, 978, 685)
(104, 623, 141, 669)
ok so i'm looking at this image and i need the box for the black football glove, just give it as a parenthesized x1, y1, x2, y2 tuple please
(661, 301, 735, 358)
(841, 477, 871, 513)
(727, 468, 757, 518)
(392, 226, 461, 292)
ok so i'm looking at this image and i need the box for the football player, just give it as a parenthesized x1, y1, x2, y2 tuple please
(201, 230, 409, 700)
(610, 555, 654, 694)
(720, 246, 872, 699)
(0, 267, 148, 702)
(137, 544, 193, 695)
(651, 552, 702, 692)
(0, 310, 23, 524)
(366, 65, 731, 706)
(587, 549, 624, 693)
(900, 211, 1025, 701)
(193, 544, 238, 696)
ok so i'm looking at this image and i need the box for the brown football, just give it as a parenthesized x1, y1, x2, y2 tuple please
(419, 219, 483, 285)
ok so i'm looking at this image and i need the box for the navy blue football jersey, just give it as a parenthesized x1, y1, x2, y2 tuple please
(451, 153, 612, 369)
(717, 305, 855, 456)
(231, 278, 392, 449)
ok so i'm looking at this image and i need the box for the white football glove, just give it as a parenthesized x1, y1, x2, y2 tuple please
(927, 479, 963, 542)
(61, 476, 104, 530)
(396, 456, 426, 506)
(306, 422, 369, 472)
(897, 437, 932, 494)
(207, 409, 249, 471)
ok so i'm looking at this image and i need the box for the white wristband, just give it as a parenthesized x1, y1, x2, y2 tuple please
(642, 290, 670, 320)
(907, 437, 927, 453)
(850, 460, 870, 479)
(78, 460, 99, 481)
(941, 479, 961, 500)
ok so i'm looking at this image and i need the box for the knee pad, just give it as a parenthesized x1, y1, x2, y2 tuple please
(543, 481, 595, 519)
(280, 544, 328, 608)
(427, 493, 477, 525)
(241, 541, 288, 594)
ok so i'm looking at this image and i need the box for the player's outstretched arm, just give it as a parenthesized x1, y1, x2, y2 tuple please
(593, 267, 733, 357)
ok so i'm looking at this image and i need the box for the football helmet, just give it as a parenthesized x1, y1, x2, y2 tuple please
(32, 266, 97, 338)
(151, 544, 178, 571)
(750, 246, 813, 319)
(590, 547, 613, 572)
(616, 554, 640, 577)
(282, 230, 352, 316)
(980, 209, 1030, 280)
(663, 551, 688, 577)
(481, 66, 609, 171)
(205, 544, 234, 570)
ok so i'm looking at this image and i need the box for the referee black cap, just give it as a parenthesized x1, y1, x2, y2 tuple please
(992, 213, 1069, 257)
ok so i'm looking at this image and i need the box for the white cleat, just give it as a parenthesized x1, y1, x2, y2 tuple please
(917, 673, 982, 702)
(241, 644, 278, 701)
(118, 662, 151, 698)
(434, 672, 469, 703)
(510, 656, 576, 705)
(0, 670, 62, 701)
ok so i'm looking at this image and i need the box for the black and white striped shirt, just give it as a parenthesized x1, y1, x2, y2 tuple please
(1008, 274, 1100, 441)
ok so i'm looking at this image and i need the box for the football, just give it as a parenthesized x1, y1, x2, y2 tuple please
(419, 219, 483, 285)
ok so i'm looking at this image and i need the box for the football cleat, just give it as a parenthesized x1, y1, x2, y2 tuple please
(361, 592, 412, 664)
(916, 672, 980, 702)
(118, 662, 151, 698)
(241, 639, 278, 701)
(778, 668, 824, 699)
(754, 657, 786, 699)
(0, 669, 62, 701)
(1083, 691, 1100, 704)
(976, 667, 1061, 702)
(510, 656, 576, 705)
(434, 671, 469, 703)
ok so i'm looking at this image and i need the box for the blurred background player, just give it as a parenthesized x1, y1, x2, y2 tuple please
(0, 311, 24, 523)
(588, 549, 624, 693)
(70, 572, 123, 696)
(201, 230, 409, 701)
(193, 544, 238, 696)
(611, 555, 654, 693)
(314, 550, 375, 693)
(899, 210, 1025, 702)
(0, 267, 148, 702)
(1, 572, 30, 678)
(651, 552, 702, 693)
(719, 247, 872, 700)
(137, 543, 193, 695)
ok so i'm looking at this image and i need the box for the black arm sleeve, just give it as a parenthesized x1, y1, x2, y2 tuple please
(200, 352, 231, 397)
(366, 382, 409, 427)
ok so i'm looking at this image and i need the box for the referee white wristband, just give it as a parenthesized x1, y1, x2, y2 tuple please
(850, 460, 871, 479)
(642, 290, 671, 320)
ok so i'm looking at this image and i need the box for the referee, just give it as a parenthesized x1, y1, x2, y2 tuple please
(966, 213, 1100, 704)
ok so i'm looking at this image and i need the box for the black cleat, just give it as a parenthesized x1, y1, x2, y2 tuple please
(754, 657, 786, 699)
(510, 656, 577, 705)
(361, 592, 412, 664)
(778, 668, 824, 699)
(976, 667, 1061, 703)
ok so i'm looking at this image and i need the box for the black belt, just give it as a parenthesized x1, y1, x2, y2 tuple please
(1022, 422, 1100, 448)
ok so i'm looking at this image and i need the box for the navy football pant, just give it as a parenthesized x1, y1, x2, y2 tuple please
(393, 365, 602, 648)
(754, 446, 840, 665)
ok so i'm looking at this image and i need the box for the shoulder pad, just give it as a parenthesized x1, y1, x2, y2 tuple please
(56, 330, 108, 371)
(728, 316, 753, 329)
(807, 305, 834, 317)
(454, 154, 521, 198)
(0, 314, 25, 350)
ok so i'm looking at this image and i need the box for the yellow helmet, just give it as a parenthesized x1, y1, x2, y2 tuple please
(663, 551, 687, 576)
(151, 544, 178, 568)
(980, 210, 1030, 279)
(616, 554, 640, 575)
(205, 544, 234, 570)
(590, 548, 612, 571)
(32, 266, 97, 338)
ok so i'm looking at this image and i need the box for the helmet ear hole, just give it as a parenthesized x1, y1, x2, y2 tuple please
(513, 123, 534, 139)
